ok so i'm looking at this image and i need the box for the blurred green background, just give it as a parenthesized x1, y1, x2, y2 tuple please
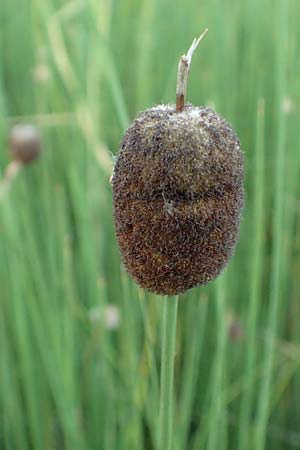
(1, 0, 300, 449)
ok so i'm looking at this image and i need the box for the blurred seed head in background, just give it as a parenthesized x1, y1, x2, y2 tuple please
(9, 124, 42, 164)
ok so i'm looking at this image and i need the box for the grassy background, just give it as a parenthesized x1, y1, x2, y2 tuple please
(1, 0, 300, 449)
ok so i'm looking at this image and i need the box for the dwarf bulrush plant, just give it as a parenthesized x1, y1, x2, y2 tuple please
(112, 30, 244, 450)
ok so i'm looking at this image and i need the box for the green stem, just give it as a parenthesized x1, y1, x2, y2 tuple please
(158, 295, 179, 450)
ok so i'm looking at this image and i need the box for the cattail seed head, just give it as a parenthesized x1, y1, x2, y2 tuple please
(112, 104, 244, 295)
(9, 124, 42, 164)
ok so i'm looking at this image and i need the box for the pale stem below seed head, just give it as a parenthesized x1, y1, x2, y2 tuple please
(0, 160, 22, 201)
(176, 28, 208, 113)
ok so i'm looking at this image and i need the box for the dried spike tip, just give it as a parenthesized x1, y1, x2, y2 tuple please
(9, 124, 42, 164)
(176, 29, 208, 112)
(112, 34, 244, 296)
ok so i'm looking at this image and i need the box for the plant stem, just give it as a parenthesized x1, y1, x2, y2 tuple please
(0, 160, 22, 201)
(175, 29, 208, 112)
(158, 295, 179, 450)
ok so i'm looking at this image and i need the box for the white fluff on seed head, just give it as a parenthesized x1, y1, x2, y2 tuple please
(10, 124, 40, 142)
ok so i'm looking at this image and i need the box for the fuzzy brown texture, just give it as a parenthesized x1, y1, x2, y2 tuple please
(9, 125, 42, 164)
(112, 104, 244, 295)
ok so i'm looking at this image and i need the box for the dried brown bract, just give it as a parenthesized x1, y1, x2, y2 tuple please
(112, 104, 244, 295)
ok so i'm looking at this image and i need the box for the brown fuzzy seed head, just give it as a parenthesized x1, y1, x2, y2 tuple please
(112, 104, 244, 295)
(9, 125, 42, 164)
